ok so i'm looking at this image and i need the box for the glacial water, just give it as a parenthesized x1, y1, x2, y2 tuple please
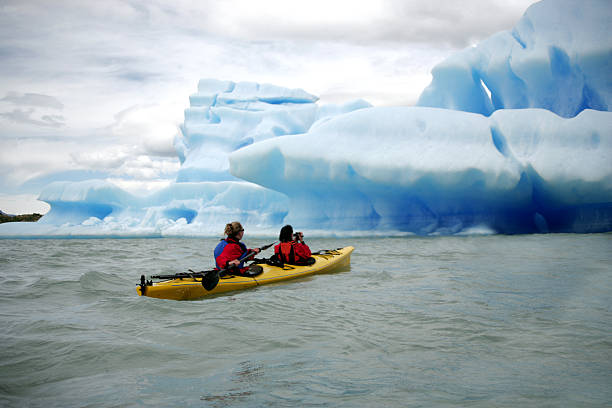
(0, 234, 610, 407)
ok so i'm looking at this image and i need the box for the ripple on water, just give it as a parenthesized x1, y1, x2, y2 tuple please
(1, 235, 611, 407)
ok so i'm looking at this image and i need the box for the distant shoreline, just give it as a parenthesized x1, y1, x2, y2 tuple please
(0, 212, 43, 224)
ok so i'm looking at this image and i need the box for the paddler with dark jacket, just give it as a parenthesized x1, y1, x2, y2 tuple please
(214, 221, 260, 275)
(274, 224, 312, 265)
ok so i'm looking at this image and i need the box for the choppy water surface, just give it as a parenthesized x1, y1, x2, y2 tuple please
(0, 235, 610, 407)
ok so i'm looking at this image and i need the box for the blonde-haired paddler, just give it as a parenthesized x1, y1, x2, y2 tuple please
(213, 221, 260, 275)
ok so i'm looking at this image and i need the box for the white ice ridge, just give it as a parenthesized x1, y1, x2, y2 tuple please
(175, 78, 371, 182)
(417, 0, 612, 118)
(230, 107, 612, 234)
(2, 180, 289, 237)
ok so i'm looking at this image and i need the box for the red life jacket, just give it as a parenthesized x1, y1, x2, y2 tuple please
(214, 238, 248, 270)
(278, 242, 297, 264)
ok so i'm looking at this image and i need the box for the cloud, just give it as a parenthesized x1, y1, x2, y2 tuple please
(0, 137, 80, 186)
(105, 178, 173, 196)
(0, 0, 539, 210)
(0, 134, 179, 194)
(108, 103, 183, 157)
(0, 193, 50, 214)
(195, 0, 536, 47)
(70, 145, 179, 181)
(0, 0, 538, 118)
(0, 1, 537, 60)
(0, 108, 66, 128)
(71, 146, 131, 170)
(112, 155, 180, 180)
(1, 92, 64, 109)
(0, 92, 66, 127)
(115, 71, 161, 83)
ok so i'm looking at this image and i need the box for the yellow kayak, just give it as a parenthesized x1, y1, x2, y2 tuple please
(137, 246, 354, 300)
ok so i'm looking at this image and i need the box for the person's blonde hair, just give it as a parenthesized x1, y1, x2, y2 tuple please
(224, 221, 244, 237)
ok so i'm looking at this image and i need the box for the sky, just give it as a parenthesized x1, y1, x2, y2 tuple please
(0, 0, 537, 214)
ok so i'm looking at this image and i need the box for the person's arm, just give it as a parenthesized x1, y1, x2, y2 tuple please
(242, 246, 260, 261)
(216, 244, 243, 269)
(295, 242, 311, 259)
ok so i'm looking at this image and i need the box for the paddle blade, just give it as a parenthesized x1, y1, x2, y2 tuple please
(202, 270, 220, 291)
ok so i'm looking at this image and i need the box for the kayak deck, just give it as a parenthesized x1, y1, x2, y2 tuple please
(137, 246, 354, 300)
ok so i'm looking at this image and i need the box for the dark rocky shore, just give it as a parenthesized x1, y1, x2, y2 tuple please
(0, 211, 43, 223)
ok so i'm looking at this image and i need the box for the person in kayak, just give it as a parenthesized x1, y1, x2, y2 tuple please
(214, 221, 260, 274)
(274, 224, 313, 265)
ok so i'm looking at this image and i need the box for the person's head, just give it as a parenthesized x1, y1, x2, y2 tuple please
(279, 225, 293, 242)
(225, 221, 244, 240)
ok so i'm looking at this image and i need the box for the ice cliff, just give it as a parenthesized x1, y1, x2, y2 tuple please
(176, 79, 370, 182)
(417, 0, 611, 118)
(231, 107, 611, 234)
(0, 81, 370, 237)
(1, 0, 610, 237)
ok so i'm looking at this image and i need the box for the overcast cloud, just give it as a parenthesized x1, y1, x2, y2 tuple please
(0, 0, 537, 213)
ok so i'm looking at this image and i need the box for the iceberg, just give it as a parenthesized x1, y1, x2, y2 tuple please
(176, 79, 370, 182)
(1, 0, 610, 237)
(230, 107, 612, 234)
(0, 81, 369, 237)
(26, 179, 289, 237)
(417, 0, 611, 117)
(177, 79, 320, 182)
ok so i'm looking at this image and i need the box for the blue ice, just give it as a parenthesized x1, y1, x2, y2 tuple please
(1, 0, 610, 237)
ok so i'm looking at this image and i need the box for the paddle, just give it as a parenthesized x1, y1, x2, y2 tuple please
(201, 241, 276, 291)
(150, 270, 214, 280)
